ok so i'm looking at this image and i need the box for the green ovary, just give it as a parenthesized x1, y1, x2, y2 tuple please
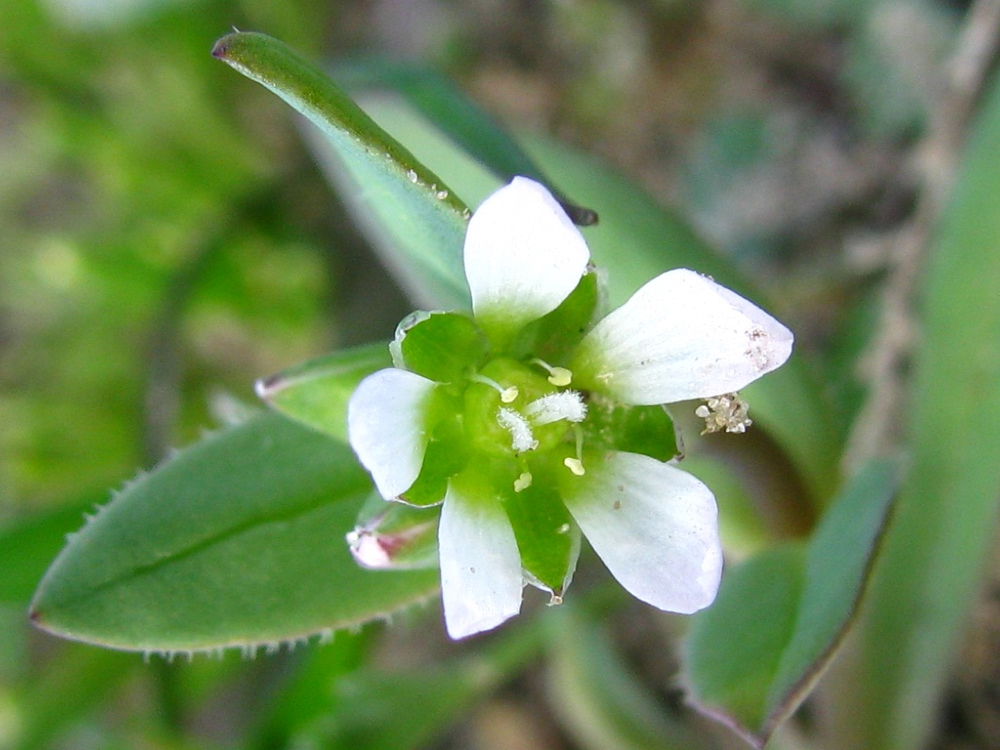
(463, 357, 578, 458)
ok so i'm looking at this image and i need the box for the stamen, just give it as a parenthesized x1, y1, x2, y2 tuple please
(514, 472, 533, 492)
(563, 425, 587, 476)
(531, 358, 573, 387)
(497, 407, 538, 452)
(469, 373, 519, 403)
(695, 393, 753, 434)
(525, 391, 587, 425)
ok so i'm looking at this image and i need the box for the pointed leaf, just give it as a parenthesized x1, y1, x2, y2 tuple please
(256, 342, 390, 441)
(212, 32, 470, 307)
(30, 412, 439, 652)
(684, 460, 899, 746)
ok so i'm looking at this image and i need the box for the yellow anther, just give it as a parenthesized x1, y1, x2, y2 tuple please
(564, 457, 586, 476)
(470, 373, 519, 403)
(514, 472, 533, 492)
(530, 358, 573, 387)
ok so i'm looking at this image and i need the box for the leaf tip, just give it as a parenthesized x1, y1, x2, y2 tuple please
(210, 35, 233, 60)
(254, 373, 282, 400)
(562, 202, 599, 227)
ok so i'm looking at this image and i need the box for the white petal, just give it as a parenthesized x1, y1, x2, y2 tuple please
(561, 451, 722, 614)
(464, 177, 590, 337)
(574, 269, 793, 404)
(439, 482, 523, 638)
(347, 368, 437, 499)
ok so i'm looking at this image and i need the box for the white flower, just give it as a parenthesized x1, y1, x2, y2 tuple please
(347, 177, 794, 639)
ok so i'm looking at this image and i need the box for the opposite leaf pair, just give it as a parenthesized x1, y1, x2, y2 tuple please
(347, 177, 794, 639)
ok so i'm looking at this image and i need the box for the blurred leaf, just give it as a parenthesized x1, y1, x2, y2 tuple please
(0, 498, 99, 604)
(285, 623, 543, 750)
(257, 342, 391, 441)
(251, 630, 371, 748)
(685, 460, 898, 746)
(17, 645, 135, 750)
(546, 607, 713, 750)
(212, 32, 470, 308)
(30, 412, 439, 652)
(830, 75, 1000, 750)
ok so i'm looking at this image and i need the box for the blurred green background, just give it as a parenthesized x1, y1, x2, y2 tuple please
(1, 0, 985, 748)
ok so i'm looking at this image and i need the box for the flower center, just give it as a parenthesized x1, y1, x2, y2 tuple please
(463, 357, 587, 467)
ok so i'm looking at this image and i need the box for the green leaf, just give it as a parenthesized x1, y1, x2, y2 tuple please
(684, 460, 899, 746)
(212, 32, 471, 308)
(546, 606, 713, 750)
(830, 76, 1000, 750)
(30, 412, 439, 652)
(257, 341, 390, 441)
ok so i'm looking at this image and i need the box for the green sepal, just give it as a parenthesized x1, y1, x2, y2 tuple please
(350, 494, 439, 570)
(390, 310, 487, 383)
(30, 412, 440, 652)
(510, 269, 604, 363)
(500, 461, 579, 595)
(256, 342, 391, 442)
(583, 396, 679, 462)
(398, 411, 468, 508)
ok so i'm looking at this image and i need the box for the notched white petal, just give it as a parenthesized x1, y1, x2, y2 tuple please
(464, 177, 590, 334)
(561, 451, 723, 614)
(575, 269, 793, 404)
(439, 485, 523, 639)
(347, 368, 437, 499)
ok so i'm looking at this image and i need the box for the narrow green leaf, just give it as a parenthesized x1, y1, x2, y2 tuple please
(685, 460, 899, 746)
(212, 32, 470, 307)
(256, 341, 390, 441)
(546, 606, 714, 750)
(30, 412, 439, 652)
(833, 76, 1000, 750)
